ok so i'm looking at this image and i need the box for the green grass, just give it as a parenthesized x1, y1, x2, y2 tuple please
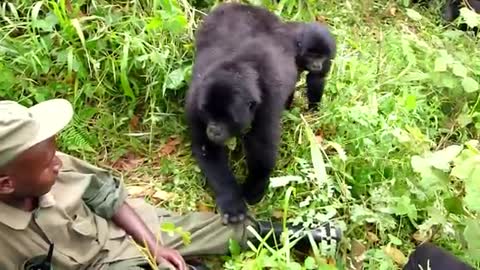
(1, 0, 480, 269)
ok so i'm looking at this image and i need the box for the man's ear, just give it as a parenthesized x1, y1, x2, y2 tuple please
(0, 175, 14, 195)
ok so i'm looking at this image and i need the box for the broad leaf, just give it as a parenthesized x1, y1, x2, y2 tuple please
(406, 8, 422, 21)
(462, 77, 479, 93)
(393, 195, 417, 221)
(434, 57, 448, 72)
(404, 94, 417, 110)
(304, 257, 316, 269)
(457, 113, 473, 128)
(464, 218, 480, 258)
(460, 7, 480, 28)
(464, 166, 480, 213)
(452, 149, 478, 179)
(429, 145, 463, 171)
(452, 63, 467, 78)
(228, 239, 241, 256)
(165, 67, 186, 90)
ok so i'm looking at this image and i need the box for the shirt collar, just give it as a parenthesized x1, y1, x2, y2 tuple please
(0, 191, 57, 230)
(0, 200, 33, 230)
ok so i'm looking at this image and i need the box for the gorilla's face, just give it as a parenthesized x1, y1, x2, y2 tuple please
(300, 53, 328, 72)
(198, 77, 259, 145)
(296, 22, 336, 72)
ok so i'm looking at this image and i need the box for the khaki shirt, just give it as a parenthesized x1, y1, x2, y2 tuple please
(0, 152, 161, 270)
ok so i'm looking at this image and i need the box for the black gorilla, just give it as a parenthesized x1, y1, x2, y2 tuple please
(185, 3, 336, 224)
(414, 0, 480, 30)
(442, 0, 480, 23)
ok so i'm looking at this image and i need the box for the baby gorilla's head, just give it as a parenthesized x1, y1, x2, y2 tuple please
(295, 22, 336, 73)
(197, 66, 261, 145)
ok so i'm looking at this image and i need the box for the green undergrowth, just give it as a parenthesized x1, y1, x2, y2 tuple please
(1, 0, 480, 269)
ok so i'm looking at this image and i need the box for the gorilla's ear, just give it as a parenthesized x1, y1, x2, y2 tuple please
(294, 24, 309, 56)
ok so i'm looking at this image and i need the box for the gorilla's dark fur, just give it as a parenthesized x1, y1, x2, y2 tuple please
(414, 0, 480, 31)
(441, 0, 480, 23)
(185, 3, 336, 224)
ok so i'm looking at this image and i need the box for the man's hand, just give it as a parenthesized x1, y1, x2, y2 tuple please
(112, 202, 187, 270)
(154, 246, 187, 270)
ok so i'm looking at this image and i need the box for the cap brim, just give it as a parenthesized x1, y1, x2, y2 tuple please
(28, 99, 73, 145)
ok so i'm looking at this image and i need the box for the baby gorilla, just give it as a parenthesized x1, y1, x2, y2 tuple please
(185, 3, 336, 224)
(283, 21, 337, 110)
(414, 0, 480, 31)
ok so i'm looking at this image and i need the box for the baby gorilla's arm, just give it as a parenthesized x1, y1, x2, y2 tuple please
(111, 202, 187, 270)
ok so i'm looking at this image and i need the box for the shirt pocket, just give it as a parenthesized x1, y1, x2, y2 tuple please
(37, 205, 105, 265)
(63, 212, 105, 264)
(70, 214, 97, 238)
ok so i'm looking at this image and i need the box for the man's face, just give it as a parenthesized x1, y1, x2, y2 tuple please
(3, 136, 62, 198)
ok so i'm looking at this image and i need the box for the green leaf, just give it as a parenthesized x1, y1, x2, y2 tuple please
(160, 11, 188, 34)
(420, 171, 449, 192)
(401, 39, 416, 64)
(225, 137, 237, 151)
(388, 234, 402, 246)
(452, 63, 467, 78)
(71, 18, 86, 48)
(393, 195, 417, 220)
(160, 222, 176, 232)
(169, 15, 188, 33)
(228, 239, 241, 256)
(444, 196, 464, 215)
(406, 8, 422, 21)
(434, 57, 448, 72)
(460, 7, 480, 28)
(34, 91, 47, 103)
(120, 36, 135, 100)
(165, 67, 186, 90)
(411, 153, 449, 189)
(304, 256, 316, 269)
(301, 115, 329, 185)
(452, 147, 480, 212)
(462, 77, 479, 93)
(403, 72, 429, 81)
(429, 145, 463, 171)
(287, 262, 303, 270)
(427, 206, 447, 224)
(411, 155, 431, 174)
(31, 13, 59, 32)
(146, 17, 162, 31)
(451, 149, 478, 179)
(457, 113, 473, 128)
(404, 94, 417, 111)
(464, 167, 480, 212)
(31, 1, 44, 21)
(0, 66, 15, 90)
(438, 74, 458, 89)
(464, 219, 480, 252)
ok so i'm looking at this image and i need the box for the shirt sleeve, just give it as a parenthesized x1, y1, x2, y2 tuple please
(57, 152, 128, 219)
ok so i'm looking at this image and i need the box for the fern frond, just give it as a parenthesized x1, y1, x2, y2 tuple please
(58, 115, 96, 153)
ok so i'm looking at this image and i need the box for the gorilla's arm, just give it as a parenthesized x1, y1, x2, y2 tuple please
(306, 58, 332, 110)
(189, 118, 247, 224)
(242, 106, 281, 204)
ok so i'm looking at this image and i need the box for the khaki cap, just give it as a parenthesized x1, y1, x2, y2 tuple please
(0, 99, 73, 168)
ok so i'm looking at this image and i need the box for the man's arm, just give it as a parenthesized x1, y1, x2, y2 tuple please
(112, 202, 187, 270)
(58, 153, 187, 270)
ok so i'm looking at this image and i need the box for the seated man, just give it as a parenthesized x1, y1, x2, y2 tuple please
(0, 99, 341, 270)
